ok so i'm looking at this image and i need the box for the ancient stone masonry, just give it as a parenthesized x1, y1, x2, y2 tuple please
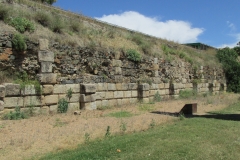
(0, 35, 227, 113)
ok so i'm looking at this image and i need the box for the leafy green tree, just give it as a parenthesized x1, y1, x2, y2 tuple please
(32, 0, 57, 5)
(216, 47, 240, 92)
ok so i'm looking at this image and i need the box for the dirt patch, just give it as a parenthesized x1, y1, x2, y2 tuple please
(0, 93, 238, 160)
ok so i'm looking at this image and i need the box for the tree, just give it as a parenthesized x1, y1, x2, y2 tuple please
(32, 0, 57, 5)
(216, 47, 240, 92)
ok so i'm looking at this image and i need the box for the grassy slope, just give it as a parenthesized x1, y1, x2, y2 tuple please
(39, 102, 240, 160)
(0, 0, 220, 68)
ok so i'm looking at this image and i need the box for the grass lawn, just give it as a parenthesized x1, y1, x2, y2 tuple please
(38, 102, 240, 160)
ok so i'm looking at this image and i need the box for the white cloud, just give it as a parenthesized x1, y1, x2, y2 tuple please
(218, 34, 240, 48)
(227, 21, 236, 31)
(96, 11, 204, 43)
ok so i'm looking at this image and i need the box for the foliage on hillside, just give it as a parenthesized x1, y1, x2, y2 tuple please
(216, 46, 240, 92)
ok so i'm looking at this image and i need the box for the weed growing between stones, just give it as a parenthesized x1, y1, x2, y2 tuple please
(154, 91, 161, 102)
(2, 106, 27, 120)
(57, 98, 68, 113)
(66, 88, 73, 101)
(12, 33, 27, 51)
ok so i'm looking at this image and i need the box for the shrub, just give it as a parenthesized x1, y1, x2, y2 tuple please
(154, 91, 161, 102)
(9, 17, 35, 33)
(50, 16, 65, 33)
(126, 49, 141, 62)
(34, 11, 52, 27)
(0, 4, 10, 21)
(12, 34, 27, 51)
(57, 98, 68, 113)
(2, 106, 27, 120)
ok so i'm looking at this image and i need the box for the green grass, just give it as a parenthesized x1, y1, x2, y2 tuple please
(138, 103, 155, 112)
(39, 102, 240, 160)
(107, 111, 134, 118)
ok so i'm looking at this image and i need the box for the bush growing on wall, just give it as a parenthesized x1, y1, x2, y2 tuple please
(216, 47, 240, 92)
(126, 49, 141, 62)
(9, 17, 35, 33)
(12, 34, 27, 51)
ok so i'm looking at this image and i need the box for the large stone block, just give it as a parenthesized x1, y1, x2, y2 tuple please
(81, 102, 97, 110)
(130, 98, 138, 104)
(164, 83, 170, 89)
(95, 92, 106, 100)
(38, 50, 54, 62)
(39, 39, 49, 50)
(49, 105, 58, 113)
(59, 94, 79, 103)
(150, 84, 158, 90)
(22, 85, 36, 96)
(53, 84, 67, 94)
(124, 91, 132, 98)
(68, 103, 80, 112)
(37, 73, 57, 84)
(116, 83, 122, 90)
(41, 62, 52, 73)
(0, 100, 4, 111)
(24, 96, 42, 107)
(96, 101, 102, 107)
(138, 91, 149, 98)
(81, 84, 96, 94)
(4, 97, 24, 108)
(112, 60, 122, 67)
(117, 99, 122, 106)
(44, 95, 58, 105)
(158, 83, 165, 89)
(96, 83, 108, 91)
(142, 98, 149, 103)
(66, 84, 80, 93)
(107, 83, 116, 91)
(101, 100, 109, 107)
(128, 83, 138, 90)
(80, 94, 96, 102)
(4, 83, 21, 96)
(40, 106, 49, 115)
(114, 91, 124, 98)
(0, 85, 6, 98)
(105, 91, 114, 99)
(138, 83, 150, 91)
(131, 91, 138, 97)
(108, 99, 118, 106)
(42, 85, 53, 95)
(159, 90, 166, 95)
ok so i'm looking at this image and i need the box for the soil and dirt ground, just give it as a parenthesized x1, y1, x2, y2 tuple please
(0, 93, 239, 160)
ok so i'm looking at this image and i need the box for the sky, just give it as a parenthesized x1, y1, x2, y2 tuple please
(54, 0, 240, 48)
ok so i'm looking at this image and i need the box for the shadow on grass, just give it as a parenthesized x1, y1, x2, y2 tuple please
(151, 111, 240, 121)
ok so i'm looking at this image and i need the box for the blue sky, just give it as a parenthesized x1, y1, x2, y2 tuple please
(54, 0, 240, 48)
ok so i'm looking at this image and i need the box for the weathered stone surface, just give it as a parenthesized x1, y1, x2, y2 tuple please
(96, 101, 102, 107)
(123, 91, 132, 98)
(165, 89, 170, 95)
(4, 97, 24, 108)
(53, 84, 67, 94)
(115, 67, 122, 75)
(68, 103, 80, 112)
(112, 60, 122, 67)
(59, 94, 80, 103)
(22, 85, 36, 96)
(150, 84, 158, 90)
(24, 96, 42, 107)
(185, 83, 193, 88)
(131, 91, 138, 97)
(95, 92, 106, 100)
(40, 106, 49, 115)
(107, 83, 116, 91)
(0, 85, 6, 97)
(101, 100, 109, 107)
(81, 84, 96, 94)
(149, 90, 156, 96)
(130, 98, 138, 104)
(0, 100, 4, 111)
(41, 62, 52, 73)
(158, 90, 166, 95)
(4, 83, 21, 96)
(138, 91, 149, 98)
(109, 99, 117, 106)
(142, 98, 149, 103)
(96, 83, 108, 91)
(38, 50, 54, 62)
(37, 73, 57, 84)
(80, 94, 96, 102)
(117, 99, 122, 106)
(105, 92, 114, 99)
(128, 83, 138, 90)
(159, 83, 165, 89)
(116, 83, 122, 90)
(49, 105, 58, 113)
(39, 39, 49, 50)
(44, 95, 58, 105)
(81, 102, 97, 110)
(66, 84, 80, 93)
(42, 85, 53, 95)
(114, 91, 124, 98)
(164, 83, 170, 89)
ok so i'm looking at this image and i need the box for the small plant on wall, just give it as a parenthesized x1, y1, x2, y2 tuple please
(126, 49, 141, 62)
(57, 98, 68, 113)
